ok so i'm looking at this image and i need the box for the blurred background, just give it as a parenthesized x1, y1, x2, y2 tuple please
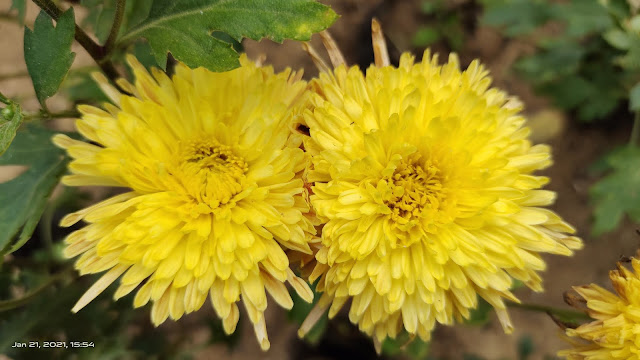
(1, 0, 640, 359)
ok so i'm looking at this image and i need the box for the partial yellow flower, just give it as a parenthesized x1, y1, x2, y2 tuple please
(297, 25, 582, 348)
(559, 257, 640, 359)
(53, 55, 315, 350)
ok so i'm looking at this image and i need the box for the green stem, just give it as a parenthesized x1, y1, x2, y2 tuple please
(29, 0, 120, 82)
(630, 111, 640, 147)
(507, 301, 591, 321)
(24, 110, 80, 121)
(105, 0, 127, 53)
(0, 269, 71, 312)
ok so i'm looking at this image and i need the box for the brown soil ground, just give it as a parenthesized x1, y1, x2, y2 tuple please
(1, 0, 638, 359)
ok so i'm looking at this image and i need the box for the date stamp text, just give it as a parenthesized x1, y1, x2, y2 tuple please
(12, 341, 95, 349)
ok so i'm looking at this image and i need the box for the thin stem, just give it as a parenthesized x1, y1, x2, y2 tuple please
(507, 301, 591, 321)
(630, 111, 640, 147)
(30, 0, 120, 82)
(0, 92, 9, 105)
(105, 0, 126, 53)
(0, 269, 71, 312)
(24, 110, 80, 121)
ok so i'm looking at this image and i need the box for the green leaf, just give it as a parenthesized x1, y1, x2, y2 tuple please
(24, 9, 76, 106)
(0, 126, 68, 256)
(10, 0, 26, 25)
(630, 83, 640, 111)
(0, 102, 23, 156)
(590, 146, 640, 235)
(81, 0, 153, 43)
(119, 0, 338, 72)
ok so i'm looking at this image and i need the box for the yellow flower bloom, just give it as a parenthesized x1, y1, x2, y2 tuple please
(559, 258, 640, 359)
(53, 55, 315, 350)
(297, 26, 582, 348)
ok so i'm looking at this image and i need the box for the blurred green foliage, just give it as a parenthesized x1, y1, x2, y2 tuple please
(413, 0, 465, 50)
(483, 0, 640, 235)
(482, 0, 640, 122)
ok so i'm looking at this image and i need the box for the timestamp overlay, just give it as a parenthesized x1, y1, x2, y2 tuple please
(11, 341, 95, 349)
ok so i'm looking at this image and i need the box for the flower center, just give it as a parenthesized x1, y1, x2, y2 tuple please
(177, 138, 248, 210)
(385, 159, 446, 226)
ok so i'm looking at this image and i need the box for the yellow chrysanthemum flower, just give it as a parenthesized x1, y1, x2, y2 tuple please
(297, 25, 582, 348)
(559, 258, 640, 359)
(53, 55, 316, 350)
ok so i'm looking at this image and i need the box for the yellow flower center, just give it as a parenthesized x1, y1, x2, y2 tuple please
(386, 160, 445, 225)
(177, 138, 248, 210)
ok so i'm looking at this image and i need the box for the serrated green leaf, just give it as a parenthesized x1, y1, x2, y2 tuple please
(24, 9, 76, 106)
(119, 0, 338, 72)
(0, 126, 68, 256)
(0, 102, 23, 156)
(590, 146, 640, 235)
(10, 0, 26, 25)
